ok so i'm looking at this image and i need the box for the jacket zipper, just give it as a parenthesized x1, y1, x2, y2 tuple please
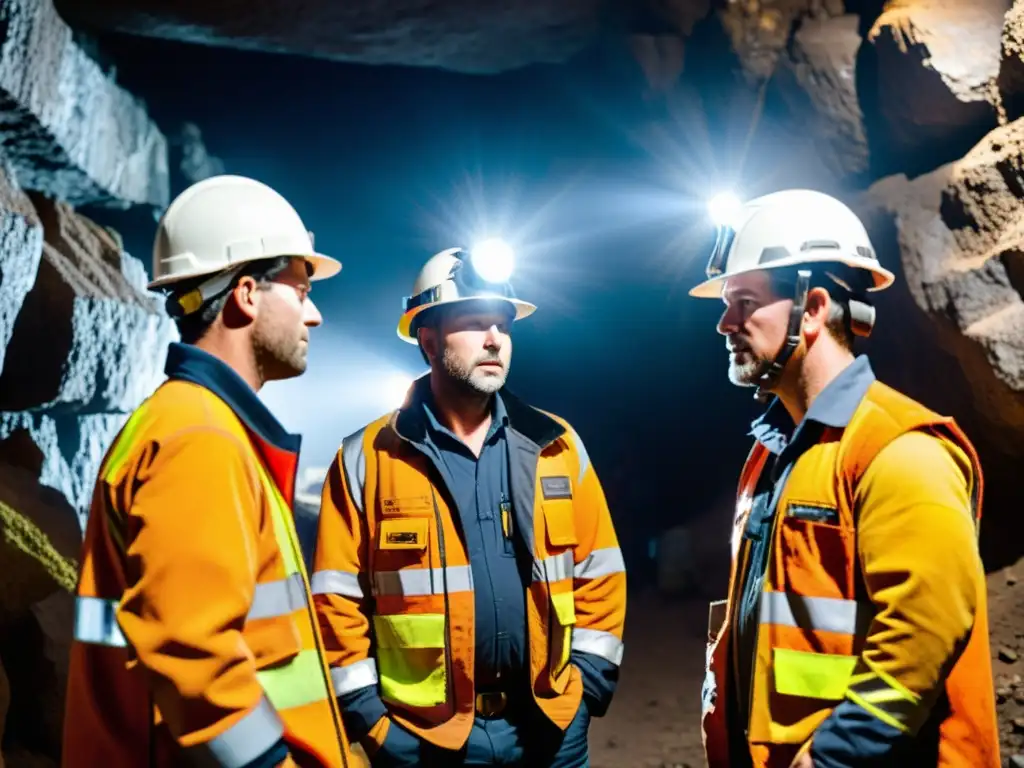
(430, 488, 455, 714)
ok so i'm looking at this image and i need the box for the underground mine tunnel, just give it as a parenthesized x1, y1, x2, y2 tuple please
(1, 0, 1024, 765)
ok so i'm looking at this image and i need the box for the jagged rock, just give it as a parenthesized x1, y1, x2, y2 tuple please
(55, 0, 610, 74)
(860, 121, 1024, 457)
(171, 122, 226, 188)
(863, 0, 1008, 175)
(0, 196, 176, 415)
(774, 14, 868, 179)
(0, 0, 168, 208)
(0, 462, 80, 619)
(0, 161, 43, 380)
(718, 0, 842, 83)
(0, 412, 127, 525)
(999, 0, 1024, 118)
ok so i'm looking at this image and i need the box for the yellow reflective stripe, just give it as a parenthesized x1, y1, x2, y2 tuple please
(253, 462, 302, 576)
(373, 614, 446, 708)
(846, 664, 922, 733)
(256, 648, 330, 711)
(551, 590, 576, 627)
(772, 647, 857, 700)
(102, 406, 150, 483)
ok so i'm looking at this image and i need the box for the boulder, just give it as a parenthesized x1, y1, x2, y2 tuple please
(1000, 0, 1024, 117)
(858, 119, 1024, 569)
(0, 412, 127, 526)
(863, 0, 1008, 176)
(0, 0, 168, 208)
(0, 196, 176, 415)
(0, 162, 43, 379)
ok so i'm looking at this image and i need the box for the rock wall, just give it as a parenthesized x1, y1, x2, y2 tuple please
(0, 0, 174, 764)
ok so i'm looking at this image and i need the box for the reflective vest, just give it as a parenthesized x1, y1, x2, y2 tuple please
(64, 379, 352, 768)
(701, 381, 1000, 768)
(313, 394, 627, 752)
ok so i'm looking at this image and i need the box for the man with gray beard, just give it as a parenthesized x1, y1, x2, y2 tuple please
(312, 245, 627, 767)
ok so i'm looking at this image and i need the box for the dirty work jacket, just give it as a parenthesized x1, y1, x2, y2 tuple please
(701, 356, 1000, 768)
(311, 376, 627, 752)
(63, 342, 353, 768)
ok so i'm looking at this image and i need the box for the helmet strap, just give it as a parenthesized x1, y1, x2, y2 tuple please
(754, 269, 811, 404)
(167, 265, 245, 318)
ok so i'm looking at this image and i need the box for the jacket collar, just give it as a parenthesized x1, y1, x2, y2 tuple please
(164, 342, 302, 501)
(750, 354, 876, 456)
(392, 373, 565, 450)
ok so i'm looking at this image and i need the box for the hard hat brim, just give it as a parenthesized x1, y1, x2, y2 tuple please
(147, 251, 342, 291)
(397, 296, 536, 344)
(688, 255, 895, 299)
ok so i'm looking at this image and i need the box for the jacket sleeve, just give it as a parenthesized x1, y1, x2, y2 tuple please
(115, 427, 292, 768)
(310, 438, 388, 745)
(564, 424, 627, 717)
(810, 430, 983, 767)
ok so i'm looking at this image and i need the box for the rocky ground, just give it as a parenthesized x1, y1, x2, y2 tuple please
(590, 560, 1024, 768)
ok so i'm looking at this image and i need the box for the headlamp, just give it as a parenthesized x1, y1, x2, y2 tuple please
(705, 192, 743, 280)
(402, 240, 519, 314)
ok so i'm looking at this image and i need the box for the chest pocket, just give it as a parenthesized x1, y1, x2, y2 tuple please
(373, 492, 435, 585)
(540, 474, 577, 549)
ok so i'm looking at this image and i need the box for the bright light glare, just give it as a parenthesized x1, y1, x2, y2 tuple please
(470, 238, 515, 283)
(707, 192, 742, 228)
(384, 373, 414, 409)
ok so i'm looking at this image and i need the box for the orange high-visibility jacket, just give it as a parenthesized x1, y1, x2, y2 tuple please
(701, 380, 1000, 768)
(63, 343, 353, 768)
(312, 381, 627, 752)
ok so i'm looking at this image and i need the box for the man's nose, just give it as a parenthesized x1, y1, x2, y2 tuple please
(484, 325, 502, 348)
(303, 297, 323, 327)
(717, 306, 739, 337)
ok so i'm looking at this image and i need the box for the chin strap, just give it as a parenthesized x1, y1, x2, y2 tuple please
(752, 268, 878, 404)
(754, 269, 811, 404)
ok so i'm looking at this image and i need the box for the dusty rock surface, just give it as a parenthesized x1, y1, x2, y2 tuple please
(0, 0, 168, 207)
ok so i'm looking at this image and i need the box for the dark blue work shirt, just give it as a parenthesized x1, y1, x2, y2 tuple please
(420, 392, 530, 686)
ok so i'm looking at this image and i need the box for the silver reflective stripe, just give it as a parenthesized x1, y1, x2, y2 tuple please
(185, 695, 284, 768)
(342, 427, 367, 516)
(310, 569, 364, 598)
(331, 658, 379, 696)
(567, 426, 590, 483)
(74, 596, 127, 648)
(247, 572, 307, 621)
(572, 628, 624, 666)
(573, 547, 625, 580)
(532, 551, 574, 583)
(373, 565, 473, 597)
(759, 591, 872, 635)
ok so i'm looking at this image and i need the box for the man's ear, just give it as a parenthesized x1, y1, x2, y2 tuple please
(802, 286, 830, 342)
(418, 325, 438, 365)
(229, 275, 261, 322)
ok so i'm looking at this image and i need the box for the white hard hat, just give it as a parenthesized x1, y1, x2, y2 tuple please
(397, 246, 536, 343)
(689, 189, 894, 299)
(149, 174, 341, 308)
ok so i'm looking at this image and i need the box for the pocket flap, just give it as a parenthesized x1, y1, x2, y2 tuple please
(379, 517, 428, 551)
(543, 499, 578, 548)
